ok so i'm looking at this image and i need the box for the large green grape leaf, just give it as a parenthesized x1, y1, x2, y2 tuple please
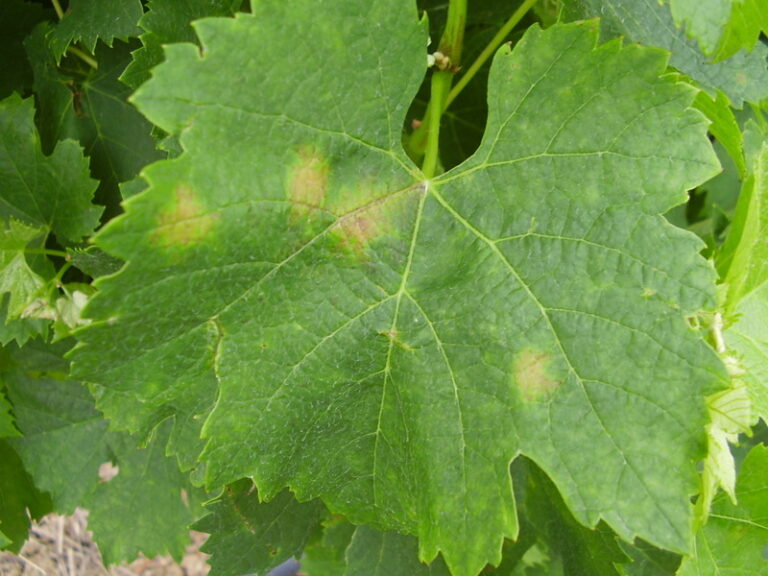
(0, 93, 101, 244)
(47, 0, 143, 63)
(121, 0, 242, 90)
(677, 444, 768, 575)
(0, 341, 202, 565)
(195, 480, 325, 576)
(565, 0, 768, 106)
(71, 6, 727, 575)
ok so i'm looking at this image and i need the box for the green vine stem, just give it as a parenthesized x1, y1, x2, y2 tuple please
(66, 46, 99, 70)
(445, 0, 538, 109)
(51, 0, 64, 19)
(409, 0, 537, 168)
(419, 0, 466, 177)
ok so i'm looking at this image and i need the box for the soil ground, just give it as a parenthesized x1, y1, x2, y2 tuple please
(0, 510, 210, 576)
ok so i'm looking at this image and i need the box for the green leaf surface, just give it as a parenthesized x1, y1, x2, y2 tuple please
(566, 0, 768, 105)
(677, 443, 768, 575)
(1, 340, 201, 565)
(523, 462, 628, 575)
(72, 9, 726, 576)
(0, 0, 50, 99)
(664, 0, 732, 56)
(121, 0, 241, 89)
(47, 0, 143, 62)
(715, 0, 768, 61)
(301, 518, 356, 576)
(694, 91, 745, 178)
(0, 439, 51, 552)
(620, 539, 681, 576)
(0, 391, 19, 438)
(345, 526, 451, 576)
(195, 480, 325, 576)
(0, 219, 47, 320)
(0, 93, 101, 243)
(25, 25, 164, 218)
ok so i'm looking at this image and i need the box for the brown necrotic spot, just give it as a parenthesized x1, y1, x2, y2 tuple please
(513, 348, 561, 401)
(287, 146, 329, 219)
(153, 184, 218, 248)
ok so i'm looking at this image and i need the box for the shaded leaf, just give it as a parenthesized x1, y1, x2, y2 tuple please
(121, 0, 242, 89)
(25, 25, 163, 219)
(2, 340, 201, 565)
(0, 93, 101, 243)
(345, 526, 451, 576)
(0, 0, 50, 99)
(47, 0, 143, 62)
(195, 480, 325, 576)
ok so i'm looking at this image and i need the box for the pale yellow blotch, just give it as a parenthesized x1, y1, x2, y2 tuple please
(287, 146, 329, 219)
(153, 185, 218, 248)
(513, 349, 560, 401)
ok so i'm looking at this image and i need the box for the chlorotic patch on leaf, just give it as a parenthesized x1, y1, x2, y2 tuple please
(152, 184, 218, 248)
(287, 146, 329, 219)
(512, 349, 560, 401)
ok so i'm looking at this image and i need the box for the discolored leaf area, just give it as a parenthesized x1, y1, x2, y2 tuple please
(72, 4, 727, 575)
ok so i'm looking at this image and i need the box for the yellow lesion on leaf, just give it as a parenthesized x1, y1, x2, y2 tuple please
(287, 146, 329, 220)
(152, 184, 218, 248)
(513, 348, 561, 401)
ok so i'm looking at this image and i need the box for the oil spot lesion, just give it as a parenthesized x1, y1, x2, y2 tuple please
(287, 146, 329, 220)
(152, 184, 218, 248)
(512, 348, 561, 401)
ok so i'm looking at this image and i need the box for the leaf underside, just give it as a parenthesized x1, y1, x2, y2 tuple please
(71, 4, 727, 575)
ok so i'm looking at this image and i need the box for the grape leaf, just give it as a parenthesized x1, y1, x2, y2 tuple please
(121, 0, 241, 89)
(677, 444, 768, 575)
(72, 7, 727, 575)
(0, 93, 101, 244)
(0, 439, 51, 552)
(0, 391, 18, 438)
(195, 480, 325, 576)
(0, 0, 50, 99)
(663, 0, 732, 56)
(345, 526, 451, 576)
(720, 141, 768, 420)
(0, 219, 46, 320)
(47, 0, 143, 63)
(566, 0, 768, 106)
(715, 0, 768, 61)
(25, 25, 164, 218)
(522, 462, 628, 575)
(1, 340, 201, 565)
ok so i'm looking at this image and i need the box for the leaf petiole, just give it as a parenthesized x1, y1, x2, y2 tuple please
(66, 46, 98, 70)
(445, 0, 539, 109)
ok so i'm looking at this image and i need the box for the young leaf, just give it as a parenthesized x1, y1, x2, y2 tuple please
(677, 444, 768, 575)
(0, 94, 101, 244)
(47, 0, 143, 63)
(565, 0, 768, 106)
(0, 219, 47, 321)
(662, 0, 732, 56)
(715, 0, 768, 61)
(72, 6, 726, 575)
(195, 480, 325, 576)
